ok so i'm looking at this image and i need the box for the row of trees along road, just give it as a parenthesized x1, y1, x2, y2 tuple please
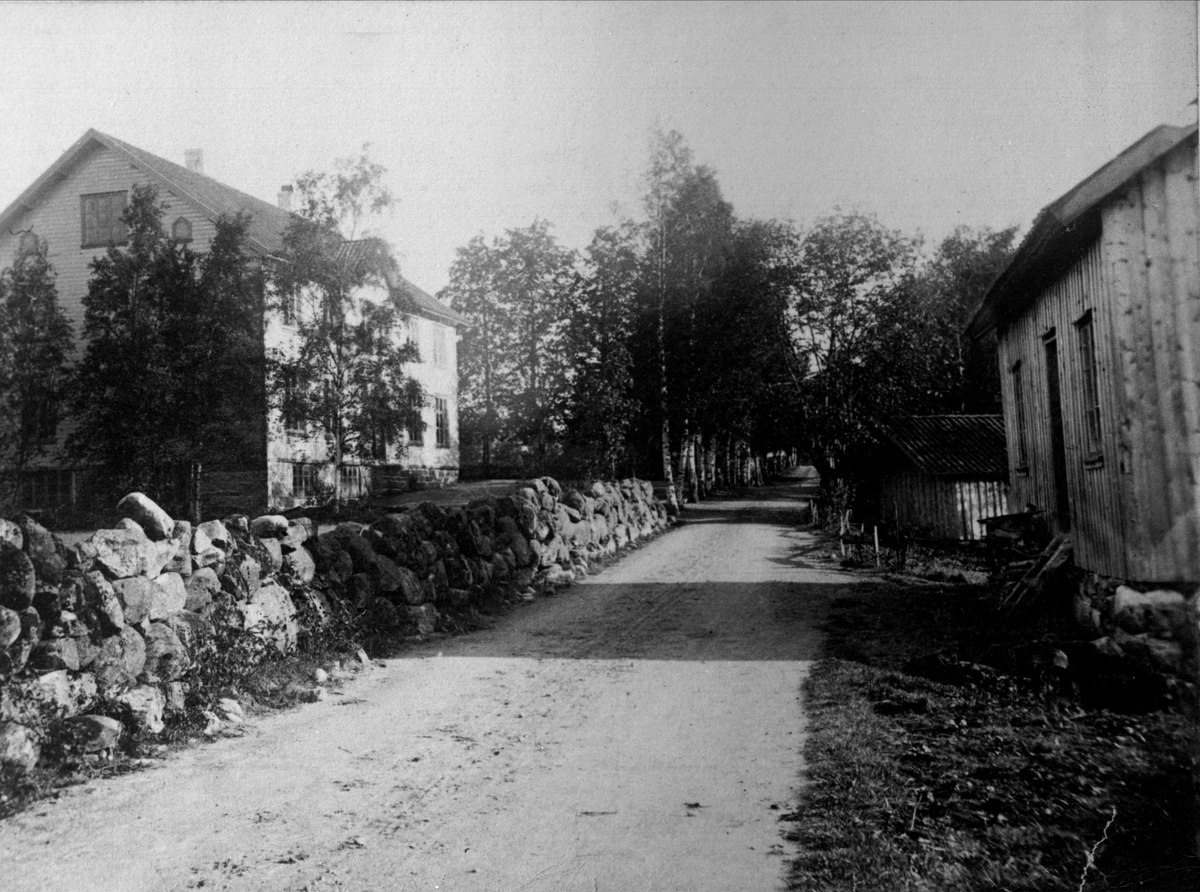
(0, 149, 423, 519)
(439, 129, 1017, 505)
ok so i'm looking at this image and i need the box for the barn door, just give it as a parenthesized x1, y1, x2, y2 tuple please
(1043, 332, 1071, 531)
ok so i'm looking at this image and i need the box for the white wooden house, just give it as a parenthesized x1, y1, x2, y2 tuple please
(0, 129, 465, 514)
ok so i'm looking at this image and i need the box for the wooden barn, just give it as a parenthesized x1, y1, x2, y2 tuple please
(872, 415, 1009, 541)
(967, 121, 1199, 586)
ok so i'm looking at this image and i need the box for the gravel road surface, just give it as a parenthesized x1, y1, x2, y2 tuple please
(2, 476, 858, 891)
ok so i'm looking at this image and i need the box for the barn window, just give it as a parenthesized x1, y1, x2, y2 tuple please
(80, 191, 128, 248)
(171, 216, 192, 242)
(1075, 310, 1102, 460)
(1011, 361, 1029, 471)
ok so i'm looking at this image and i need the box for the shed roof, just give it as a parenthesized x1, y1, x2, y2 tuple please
(966, 120, 1198, 340)
(0, 128, 464, 326)
(875, 415, 1008, 477)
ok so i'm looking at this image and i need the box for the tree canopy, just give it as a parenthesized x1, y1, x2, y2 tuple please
(69, 185, 264, 507)
(441, 130, 1017, 501)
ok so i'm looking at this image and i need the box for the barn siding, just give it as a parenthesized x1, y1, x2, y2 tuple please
(998, 138, 1199, 583)
(1102, 140, 1200, 582)
(881, 467, 1007, 540)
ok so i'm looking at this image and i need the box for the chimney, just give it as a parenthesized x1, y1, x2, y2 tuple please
(278, 184, 293, 211)
(184, 149, 204, 174)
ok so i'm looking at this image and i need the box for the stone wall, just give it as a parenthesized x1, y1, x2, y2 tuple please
(0, 477, 669, 773)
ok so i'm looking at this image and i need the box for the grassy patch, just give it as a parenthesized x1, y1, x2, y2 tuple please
(790, 581, 1200, 891)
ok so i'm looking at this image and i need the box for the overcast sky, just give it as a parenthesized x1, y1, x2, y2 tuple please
(0, 1, 1195, 292)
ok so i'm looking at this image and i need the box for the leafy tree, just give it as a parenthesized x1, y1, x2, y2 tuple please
(440, 235, 504, 475)
(268, 149, 421, 506)
(782, 211, 924, 483)
(563, 223, 641, 477)
(914, 225, 1019, 413)
(638, 129, 734, 504)
(69, 185, 264, 510)
(0, 238, 73, 479)
(441, 220, 575, 475)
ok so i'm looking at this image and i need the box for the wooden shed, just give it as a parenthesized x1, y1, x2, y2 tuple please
(967, 121, 1199, 586)
(873, 415, 1009, 541)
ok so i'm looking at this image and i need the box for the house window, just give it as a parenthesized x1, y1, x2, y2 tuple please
(291, 462, 319, 500)
(281, 370, 304, 436)
(19, 469, 74, 510)
(80, 191, 127, 248)
(1075, 310, 1102, 458)
(430, 323, 447, 366)
(407, 393, 425, 446)
(435, 397, 450, 448)
(171, 216, 192, 242)
(1011, 361, 1029, 471)
(280, 291, 297, 325)
(17, 231, 40, 257)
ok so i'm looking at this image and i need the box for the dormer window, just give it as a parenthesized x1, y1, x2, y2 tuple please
(80, 191, 127, 248)
(171, 216, 193, 242)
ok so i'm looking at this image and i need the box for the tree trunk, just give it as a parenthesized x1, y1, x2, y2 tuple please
(189, 460, 202, 526)
(658, 298, 679, 515)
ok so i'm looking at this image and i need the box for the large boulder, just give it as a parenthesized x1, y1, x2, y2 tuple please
(83, 529, 175, 580)
(17, 515, 66, 584)
(250, 515, 289, 539)
(0, 605, 21, 648)
(1111, 586, 1188, 639)
(93, 626, 146, 693)
(0, 721, 39, 772)
(29, 669, 97, 719)
(282, 546, 316, 584)
(406, 603, 439, 635)
(163, 522, 193, 577)
(112, 577, 155, 625)
(143, 622, 189, 681)
(116, 685, 165, 735)
(184, 567, 219, 615)
(282, 519, 314, 553)
(28, 638, 80, 673)
(240, 582, 298, 653)
(0, 540, 36, 611)
(150, 573, 188, 619)
(63, 715, 123, 753)
(165, 609, 212, 651)
(196, 519, 232, 552)
(0, 519, 22, 550)
(391, 566, 430, 606)
(258, 538, 284, 576)
(116, 492, 175, 541)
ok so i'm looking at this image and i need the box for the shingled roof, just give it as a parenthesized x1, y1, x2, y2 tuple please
(0, 128, 464, 326)
(875, 415, 1008, 477)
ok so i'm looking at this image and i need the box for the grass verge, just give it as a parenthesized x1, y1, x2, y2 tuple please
(789, 580, 1200, 892)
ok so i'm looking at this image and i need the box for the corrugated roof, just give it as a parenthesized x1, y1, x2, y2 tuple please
(875, 415, 1008, 477)
(0, 128, 463, 326)
(967, 121, 1198, 340)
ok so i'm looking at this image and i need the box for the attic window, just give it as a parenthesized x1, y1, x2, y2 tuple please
(80, 191, 127, 248)
(17, 231, 40, 257)
(171, 216, 193, 242)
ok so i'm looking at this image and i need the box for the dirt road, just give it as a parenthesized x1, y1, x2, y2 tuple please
(2, 477, 860, 891)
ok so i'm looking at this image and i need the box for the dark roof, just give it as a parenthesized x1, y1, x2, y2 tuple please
(875, 415, 1008, 477)
(967, 121, 1198, 340)
(0, 128, 464, 327)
